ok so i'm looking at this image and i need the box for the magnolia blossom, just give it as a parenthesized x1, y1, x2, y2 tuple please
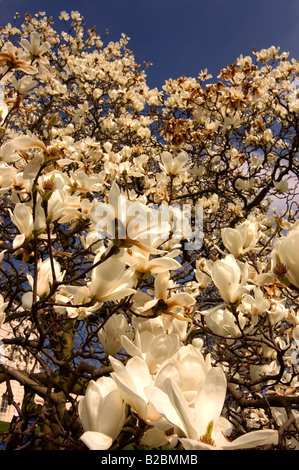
(132, 314, 190, 343)
(94, 182, 169, 253)
(238, 287, 270, 317)
(221, 220, 259, 258)
(22, 258, 64, 308)
(273, 224, 299, 288)
(250, 361, 279, 382)
(11, 75, 37, 95)
(34, 188, 65, 231)
(153, 344, 212, 407)
(0, 99, 8, 124)
(120, 247, 181, 277)
(204, 307, 248, 338)
(0, 41, 37, 75)
(195, 258, 213, 289)
(54, 285, 100, 319)
(9, 202, 34, 248)
(160, 151, 189, 175)
(211, 254, 254, 304)
(121, 327, 181, 374)
(98, 313, 134, 356)
(89, 254, 137, 303)
(79, 376, 127, 450)
(133, 271, 195, 320)
(110, 355, 161, 422)
(146, 367, 278, 450)
(20, 31, 51, 65)
(0, 163, 15, 194)
(0, 294, 8, 327)
(1, 135, 48, 165)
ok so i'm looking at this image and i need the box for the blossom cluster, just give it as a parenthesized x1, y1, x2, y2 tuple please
(0, 11, 298, 450)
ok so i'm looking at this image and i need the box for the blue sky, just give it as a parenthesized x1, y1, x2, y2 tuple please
(1, 0, 299, 89)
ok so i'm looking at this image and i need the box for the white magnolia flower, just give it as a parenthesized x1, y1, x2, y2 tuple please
(133, 271, 195, 321)
(89, 254, 136, 304)
(1, 135, 48, 165)
(11, 76, 37, 95)
(160, 151, 189, 175)
(238, 287, 270, 317)
(54, 285, 100, 319)
(0, 294, 8, 327)
(0, 41, 37, 74)
(153, 344, 212, 407)
(22, 258, 65, 308)
(121, 327, 181, 374)
(221, 220, 259, 258)
(273, 224, 299, 288)
(110, 355, 161, 422)
(211, 254, 254, 304)
(204, 307, 247, 338)
(195, 258, 213, 289)
(132, 314, 189, 343)
(9, 202, 34, 248)
(121, 247, 181, 276)
(98, 313, 134, 356)
(20, 31, 51, 65)
(273, 180, 289, 193)
(0, 162, 15, 194)
(79, 376, 127, 450)
(94, 182, 169, 254)
(250, 361, 279, 382)
(146, 367, 278, 450)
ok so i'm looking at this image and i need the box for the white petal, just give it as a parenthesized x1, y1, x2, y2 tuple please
(222, 430, 278, 450)
(194, 367, 227, 436)
(80, 431, 113, 450)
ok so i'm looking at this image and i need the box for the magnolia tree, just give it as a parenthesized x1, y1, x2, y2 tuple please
(0, 11, 298, 450)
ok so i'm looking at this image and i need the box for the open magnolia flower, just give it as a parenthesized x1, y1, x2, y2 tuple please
(159, 150, 189, 175)
(54, 285, 100, 319)
(20, 31, 51, 65)
(89, 253, 137, 304)
(79, 376, 127, 450)
(237, 286, 270, 317)
(146, 367, 278, 450)
(120, 247, 181, 277)
(221, 220, 259, 259)
(94, 182, 170, 254)
(1, 135, 48, 165)
(121, 326, 181, 374)
(0, 41, 37, 75)
(153, 344, 212, 408)
(133, 271, 195, 320)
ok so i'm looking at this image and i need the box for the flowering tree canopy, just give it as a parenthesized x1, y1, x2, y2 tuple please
(0, 11, 298, 450)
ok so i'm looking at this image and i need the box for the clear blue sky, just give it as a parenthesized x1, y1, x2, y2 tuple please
(1, 0, 299, 88)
